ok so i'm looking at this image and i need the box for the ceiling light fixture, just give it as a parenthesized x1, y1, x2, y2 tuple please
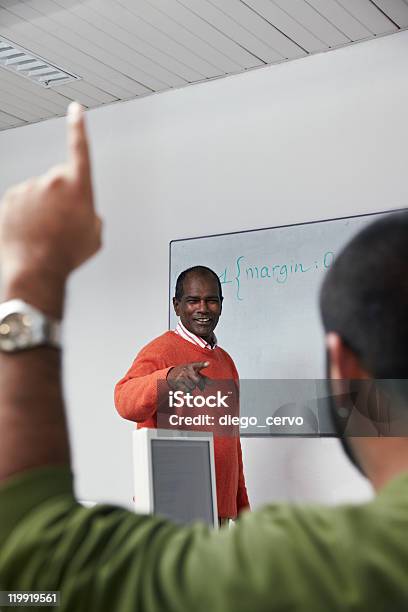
(0, 35, 80, 88)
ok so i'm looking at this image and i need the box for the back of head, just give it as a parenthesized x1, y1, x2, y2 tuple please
(320, 211, 408, 379)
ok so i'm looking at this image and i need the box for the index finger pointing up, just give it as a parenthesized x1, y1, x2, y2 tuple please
(67, 102, 91, 186)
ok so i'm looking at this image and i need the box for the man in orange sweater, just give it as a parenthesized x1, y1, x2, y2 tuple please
(115, 266, 250, 521)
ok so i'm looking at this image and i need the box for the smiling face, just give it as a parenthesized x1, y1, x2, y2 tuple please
(173, 272, 223, 342)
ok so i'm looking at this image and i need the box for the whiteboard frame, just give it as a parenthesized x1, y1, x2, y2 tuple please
(168, 207, 406, 327)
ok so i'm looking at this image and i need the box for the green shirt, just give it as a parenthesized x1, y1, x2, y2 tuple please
(1, 466, 408, 611)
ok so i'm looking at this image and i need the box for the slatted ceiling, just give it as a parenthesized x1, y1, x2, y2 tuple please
(305, 0, 373, 41)
(336, 0, 398, 34)
(7, 1, 171, 92)
(0, 109, 25, 127)
(0, 90, 50, 121)
(0, 47, 133, 107)
(206, 0, 306, 59)
(134, 0, 263, 72)
(119, 0, 259, 73)
(55, 79, 117, 106)
(138, 0, 263, 71)
(0, 35, 117, 108)
(0, 32, 135, 105)
(0, 82, 64, 118)
(372, 0, 408, 27)
(0, 0, 407, 132)
(0, 4, 149, 98)
(0, 67, 74, 113)
(0, 98, 40, 122)
(93, 0, 230, 79)
(54, 83, 103, 108)
(241, 0, 328, 53)
(172, 0, 283, 63)
(2, 42, 139, 104)
(271, 0, 350, 46)
(60, 1, 204, 84)
(86, 1, 225, 80)
(0, 118, 22, 129)
(0, 117, 11, 128)
(29, 0, 189, 90)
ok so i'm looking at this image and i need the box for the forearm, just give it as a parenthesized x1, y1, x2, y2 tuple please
(115, 367, 172, 422)
(0, 273, 70, 482)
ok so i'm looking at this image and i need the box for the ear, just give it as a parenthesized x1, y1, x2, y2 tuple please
(172, 297, 180, 317)
(326, 333, 369, 380)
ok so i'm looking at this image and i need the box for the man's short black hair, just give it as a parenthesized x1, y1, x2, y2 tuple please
(319, 211, 408, 378)
(175, 266, 223, 301)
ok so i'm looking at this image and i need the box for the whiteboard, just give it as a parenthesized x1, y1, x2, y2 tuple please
(169, 211, 400, 435)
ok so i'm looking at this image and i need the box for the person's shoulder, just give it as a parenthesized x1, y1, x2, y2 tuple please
(138, 331, 179, 354)
(214, 345, 239, 378)
(216, 344, 237, 365)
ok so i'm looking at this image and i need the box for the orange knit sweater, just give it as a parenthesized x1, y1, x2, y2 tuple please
(115, 331, 250, 519)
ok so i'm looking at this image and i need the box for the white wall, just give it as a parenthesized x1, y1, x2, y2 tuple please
(1, 31, 407, 509)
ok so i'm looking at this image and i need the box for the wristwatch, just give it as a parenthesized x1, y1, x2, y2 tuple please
(0, 299, 62, 352)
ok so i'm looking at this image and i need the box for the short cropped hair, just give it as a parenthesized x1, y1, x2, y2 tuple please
(319, 211, 408, 378)
(175, 266, 223, 301)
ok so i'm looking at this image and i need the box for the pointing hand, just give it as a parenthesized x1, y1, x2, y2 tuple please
(167, 361, 211, 393)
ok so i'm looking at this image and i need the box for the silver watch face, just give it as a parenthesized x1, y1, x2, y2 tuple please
(0, 312, 35, 351)
(0, 299, 61, 352)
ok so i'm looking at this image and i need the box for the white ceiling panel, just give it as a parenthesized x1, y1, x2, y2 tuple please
(28, 0, 189, 89)
(5, 0, 172, 91)
(53, 80, 117, 106)
(1, 36, 119, 106)
(0, 0, 406, 131)
(0, 109, 26, 127)
(0, 94, 45, 121)
(271, 0, 350, 46)
(194, 0, 306, 59)
(0, 67, 75, 113)
(305, 0, 373, 40)
(241, 0, 328, 53)
(336, 0, 398, 34)
(56, 0, 204, 82)
(0, 86, 54, 119)
(94, 0, 229, 77)
(371, 0, 408, 27)
(54, 81, 111, 107)
(174, 0, 285, 62)
(117, 0, 260, 72)
(0, 3, 150, 97)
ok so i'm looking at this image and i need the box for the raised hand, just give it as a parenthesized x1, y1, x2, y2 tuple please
(0, 102, 102, 293)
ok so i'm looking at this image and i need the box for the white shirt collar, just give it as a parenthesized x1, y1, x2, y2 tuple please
(174, 320, 217, 350)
